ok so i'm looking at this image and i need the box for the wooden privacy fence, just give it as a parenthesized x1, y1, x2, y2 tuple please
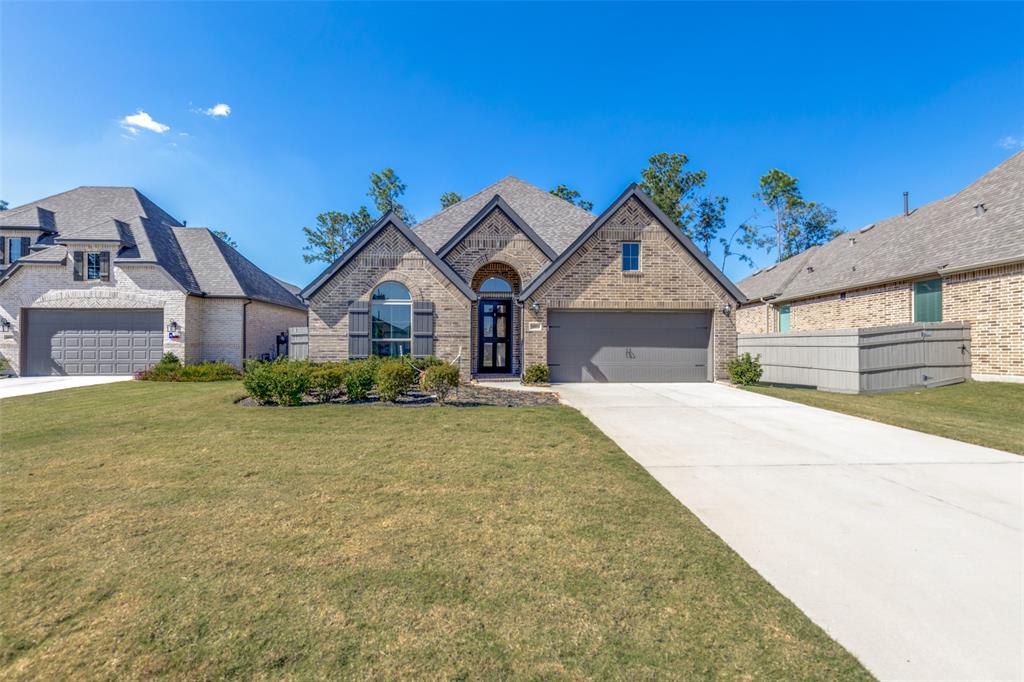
(287, 326, 309, 360)
(737, 322, 971, 394)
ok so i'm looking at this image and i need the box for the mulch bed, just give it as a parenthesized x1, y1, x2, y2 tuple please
(236, 383, 559, 408)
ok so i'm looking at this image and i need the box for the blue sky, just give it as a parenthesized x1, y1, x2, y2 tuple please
(2, 2, 1022, 286)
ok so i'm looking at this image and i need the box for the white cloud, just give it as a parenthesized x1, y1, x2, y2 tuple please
(203, 103, 231, 117)
(120, 110, 170, 134)
(997, 135, 1023, 150)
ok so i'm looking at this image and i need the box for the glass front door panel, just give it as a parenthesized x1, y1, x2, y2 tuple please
(478, 299, 512, 373)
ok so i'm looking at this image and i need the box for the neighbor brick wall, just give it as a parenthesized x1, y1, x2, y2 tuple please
(245, 300, 307, 361)
(307, 224, 472, 376)
(0, 258, 187, 375)
(943, 263, 1023, 376)
(195, 298, 244, 366)
(521, 196, 738, 380)
(735, 262, 1023, 377)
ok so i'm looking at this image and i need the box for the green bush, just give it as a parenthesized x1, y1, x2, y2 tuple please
(344, 359, 377, 401)
(375, 358, 416, 402)
(243, 360, 310, 406)
(309, 363, 348, 403)
(136, 359, 239, 382)
(523, 363, 550, 384)
(728, 352, 763, 386)
(408, 356, 444, 372)
(157, 352, 182, 368)
(422, 363, 460, 404)
(0, 355, 9, 373)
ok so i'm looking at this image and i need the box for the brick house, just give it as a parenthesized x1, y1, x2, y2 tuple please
(0, 187, 307, 376)
(736, 151, 1023, 380)
(303, 177, 745, 382)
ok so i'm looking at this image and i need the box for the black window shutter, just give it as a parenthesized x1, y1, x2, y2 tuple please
(0, 237, 5, 265)
(20, 237, 31, 258)
(73, 251, 84, 280)
(100, 252, 111, 281)
(412, 302, 434, 357)
(348, 300, 370, 359)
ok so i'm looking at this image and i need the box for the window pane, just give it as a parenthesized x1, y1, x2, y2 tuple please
(483, 343, 493, 367)
(779, 305, 791, 333)
(914, 279, 942, 322)
(496, 316, 506, 337)
(496, 343, 505, 367)
(372, 303, 411, 339)
(372, 282, 411, 300)
(483, 316, 494, 337)
(622, 243, 640, 271)
(87, 253, 102, 280)
(480, 277, 512, 293)
(8, 239, 24, 262)
(372, 341, 410, 357)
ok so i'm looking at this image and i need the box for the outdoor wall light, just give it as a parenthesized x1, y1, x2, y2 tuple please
(722, 303, 733, 317)
(167, 320, 180, 334)
(529, 301, 541, 314)
(0, 317, 10, 332)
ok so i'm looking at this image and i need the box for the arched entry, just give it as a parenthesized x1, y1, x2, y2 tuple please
(471, 263, 522, 375)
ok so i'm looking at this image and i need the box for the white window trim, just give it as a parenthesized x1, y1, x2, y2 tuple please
(370, 282, 412, 356)
(621, 241, 641, 273)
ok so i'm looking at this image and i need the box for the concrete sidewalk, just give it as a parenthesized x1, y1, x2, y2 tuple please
(0, 375, 132, 400)
(557, 382, 1023, 682)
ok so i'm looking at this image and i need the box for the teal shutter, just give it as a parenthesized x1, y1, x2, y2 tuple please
(913, 279, 942, 322)
(778, 304, 791, 333)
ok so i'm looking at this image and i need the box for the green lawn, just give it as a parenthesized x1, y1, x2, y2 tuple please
(1, 382, 869, 679)
(748, 381, 1024, 455)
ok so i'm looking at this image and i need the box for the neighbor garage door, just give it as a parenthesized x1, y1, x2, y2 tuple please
(547, 310, 711, 383)
(23, 309, 164, 376)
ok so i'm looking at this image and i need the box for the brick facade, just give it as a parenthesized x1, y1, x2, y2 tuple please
(307, 224, 473, 376)
(245, 300, 306, 361)
(520, 197, 738, 380)
(736, 262, 1024, 377)
(0, 255, 306, 375)
(441, 207, 551, 375)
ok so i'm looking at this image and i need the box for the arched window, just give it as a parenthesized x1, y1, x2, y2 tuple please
(371, 282, 412, 357)
(479, 276, 512, 294)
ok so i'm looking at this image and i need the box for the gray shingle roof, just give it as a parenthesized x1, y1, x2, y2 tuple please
(738, 151, 1024, 302)
(1, 186, 304, 309)
(413, 176, 595, 254)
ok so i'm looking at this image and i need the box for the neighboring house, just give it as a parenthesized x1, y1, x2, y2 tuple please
(736, 151, 1024, 380)
(302, 177, 744, 382)
(0, 187, 307, 376)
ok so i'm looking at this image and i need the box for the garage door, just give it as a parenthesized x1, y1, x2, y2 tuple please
(24, 309, 164, 376)
(547, 310, 711, 383)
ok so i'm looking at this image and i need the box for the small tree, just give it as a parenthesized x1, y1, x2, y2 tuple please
(368, 168, 414, 224)
(549, 184, 593, 211)
(0, 200, 8, 211)
(211, 230, 237, 248)
(737, 169, 840, 262)
(301, 208, 375, 264)
(440, 191, 462, 209)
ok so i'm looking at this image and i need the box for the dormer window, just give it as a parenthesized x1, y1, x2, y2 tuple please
(3, 237, 31, 265)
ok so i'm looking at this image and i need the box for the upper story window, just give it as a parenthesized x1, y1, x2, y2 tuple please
(913, 278, 942, 323)
(3, 237, 31, 266)
(73, 251, 111, 282)
(371, 281, 411, 357)
(479, 276, 512, 294)
(622, 242, 640, 272)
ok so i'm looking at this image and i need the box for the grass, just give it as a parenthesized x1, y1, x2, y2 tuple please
(747, 380, 1024, 455)
(1, 382, 869, 679)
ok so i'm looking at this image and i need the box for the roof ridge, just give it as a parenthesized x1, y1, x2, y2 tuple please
(413, 177, 517, 231)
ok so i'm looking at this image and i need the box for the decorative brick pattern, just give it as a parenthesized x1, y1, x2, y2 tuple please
(307, 225, 472, 376)
(736, 262, 1024, 377)
(442, 206, 551, 285)
(521, 197, 738, 380)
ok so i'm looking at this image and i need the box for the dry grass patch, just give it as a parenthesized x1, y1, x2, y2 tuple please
(1, 382, 870, 679)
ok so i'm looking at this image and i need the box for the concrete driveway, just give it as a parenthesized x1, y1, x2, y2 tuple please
(557, 382, 1023, 682)
(0, 375, 132, 399)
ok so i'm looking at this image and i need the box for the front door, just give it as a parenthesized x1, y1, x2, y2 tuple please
(478, 299, 511, 373)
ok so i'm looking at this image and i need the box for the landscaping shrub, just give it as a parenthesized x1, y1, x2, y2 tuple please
(344, 359, 377, 401)
(136, 355, 239, 382)
(409, 356, 444, 372)
(422, 363, 460, 404)
(0, 354, 12, 373)
(728, 352, 763, 386)
(309, 362, 348, 403)
(375, 358, 416, 402)
(523, 363, 550, 384)
(158, 352, 182, 368)
(243, 360, 310, 406)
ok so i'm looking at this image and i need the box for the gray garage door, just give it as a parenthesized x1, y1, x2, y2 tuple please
(24, 309, 164, 376)
(547, 310, 711, 383)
